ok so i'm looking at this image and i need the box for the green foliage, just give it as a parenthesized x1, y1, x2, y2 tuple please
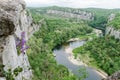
(82, 8, 120, 18)
(34, 18, 93, 46)
(28, 8, 44, 24)
(84, 8, 120, 31)
(28, 7, 120, 31)
(73, 36, 120, 75)
(5, 69, 14, 80)
(26, 8, 43, 24)
(88, 16, 107, 30)
(27, 6, 120, 79)
(108, 13, 120, 29)
(13, 66, 23, 77)
(26, 9, 30, 16)
(0, 64, 5, 77)
(16, 47, 21, 55)
(78, 67, 88, 80)
(32, 14, 43, 24)
(27, 36, 78, 80)
(27, 11, 93, 79)
(0, 66, 23, 80)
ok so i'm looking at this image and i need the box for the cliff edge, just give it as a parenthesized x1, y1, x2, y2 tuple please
(0, 0, 40, 80)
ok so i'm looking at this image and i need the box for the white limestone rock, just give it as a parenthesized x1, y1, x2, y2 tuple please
(106, 13, 120, 39)
(106, 27, 120, 39)
(0, 0, 41, 79)
(46, 10, 94, 21)
(108, 14, 115, 22)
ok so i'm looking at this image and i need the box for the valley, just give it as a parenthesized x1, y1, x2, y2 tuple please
(27, 6, 120, 80)
(0, 1, 120, 79)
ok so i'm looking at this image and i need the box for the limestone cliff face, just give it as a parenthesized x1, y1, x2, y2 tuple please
(0, 0, 41, 80)
(46, 9, 94, 21)
(106, 27, 120, 39)
(105, 14, 120, 80)
(106, 14, 120, 39)
(107, 14, 115, 22)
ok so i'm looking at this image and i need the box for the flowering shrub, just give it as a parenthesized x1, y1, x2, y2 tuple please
(16, 31, 29, 55)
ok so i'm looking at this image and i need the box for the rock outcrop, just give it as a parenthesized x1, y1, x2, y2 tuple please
(103, 71, 120, 80)
(46, 9, 93, 21)
(106, 14, 120, 39)
(104, 14, 120, 80)
(0, 0, 41, 80)
(106, 27, 120, 39)
(108, 14, 115, 22)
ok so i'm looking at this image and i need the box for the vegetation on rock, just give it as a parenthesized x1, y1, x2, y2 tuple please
(83, 8, 120, 31)
(108, 13, 120, 29)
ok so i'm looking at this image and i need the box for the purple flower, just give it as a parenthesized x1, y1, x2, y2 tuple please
(21, 38, 26, 49)
(16, 31, 29, 55)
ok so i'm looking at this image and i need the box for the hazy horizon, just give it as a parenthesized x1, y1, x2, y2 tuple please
(25, 0, 120, 9)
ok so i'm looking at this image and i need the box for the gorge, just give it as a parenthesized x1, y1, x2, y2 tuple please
(0, 0, 120, 80)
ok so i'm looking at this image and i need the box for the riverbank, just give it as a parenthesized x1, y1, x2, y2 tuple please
(68, 33, 98, 43)
(65, 46, 108, 79)
(68, 38, 80, 42)
(65, 47, 85, 66)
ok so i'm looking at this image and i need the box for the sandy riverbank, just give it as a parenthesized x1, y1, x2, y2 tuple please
(65, 47, 86, 66)
(68, 38, 80, 42)
(65, 47, 108, 79)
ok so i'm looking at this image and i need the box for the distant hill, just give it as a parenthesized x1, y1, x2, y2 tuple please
(82, 8, 120, 18)
(28, 6, 120, 31)
(81, 8, 120, 31)
(28, 6, 94, 21)
(28, 6, 120, 17)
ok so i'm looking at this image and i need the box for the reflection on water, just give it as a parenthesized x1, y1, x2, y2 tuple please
(53, 40, 103, 80)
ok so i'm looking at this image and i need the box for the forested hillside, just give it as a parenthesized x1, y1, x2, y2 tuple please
(27, 6, 120, 80)
(108, 13, 120, 29)
(1, 0, 120, 79)
(28, 7, 120, 31)
(73, 12, 120, 76)
(83, 8, 120, 31)
(73, 36, 120, 75)
(27, 11, 93, 79)
(28, 6, 94, 22)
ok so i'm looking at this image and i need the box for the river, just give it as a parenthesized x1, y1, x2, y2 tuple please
(53, 40, 104, 80)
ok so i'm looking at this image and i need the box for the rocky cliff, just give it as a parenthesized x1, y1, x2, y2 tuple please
(103, 71, 120, 80)
(106, 14, 120, 39)
(106, 27, 120, 39)
(46, 9, 94, 21)
(105, 14, 120, 80)
(0, 0, 41, 80)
